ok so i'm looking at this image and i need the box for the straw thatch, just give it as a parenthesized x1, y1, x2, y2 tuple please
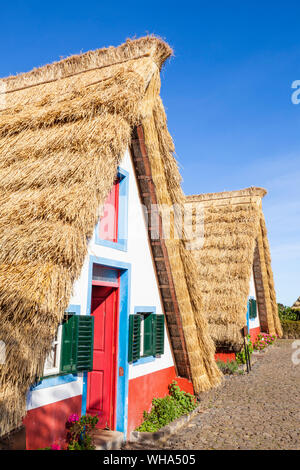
(185, 187, 283, 351)
(0, 36, 221, 435)
(292, 297, 300, 311)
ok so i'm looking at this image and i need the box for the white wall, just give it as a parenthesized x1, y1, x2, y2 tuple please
(27, 149, 174, 409)
(26, 378, 83, 411)
(248, 270, 260, 330)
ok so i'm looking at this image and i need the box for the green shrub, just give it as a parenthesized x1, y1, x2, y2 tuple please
(136, 381, 197, 433)
(278, 304, 300, 322)
(216, 360, 242, 375)
(236, 335, 253, 364)
(281, 319, 300, 339)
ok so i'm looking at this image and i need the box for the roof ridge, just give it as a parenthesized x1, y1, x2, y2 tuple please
(186, 187, 267, 202)
(2, 36, 173, 92)
(292, 296, 300, 310)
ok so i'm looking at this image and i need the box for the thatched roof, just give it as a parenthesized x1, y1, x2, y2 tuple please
(0, 36, 221, 435)
(292, 297, 300, 311)
(185, 187, 283, 351)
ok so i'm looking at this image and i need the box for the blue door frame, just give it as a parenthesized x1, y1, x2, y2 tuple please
(82, 255, 131, 438)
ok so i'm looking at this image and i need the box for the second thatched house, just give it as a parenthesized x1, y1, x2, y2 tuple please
(185, 187, 283, 360)
(291, 297, 300, 321)
(0, 37, 222, 449)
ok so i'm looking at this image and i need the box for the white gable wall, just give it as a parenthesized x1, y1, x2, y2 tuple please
(27, 148, 175, 410)
(248, 270, 260, 330)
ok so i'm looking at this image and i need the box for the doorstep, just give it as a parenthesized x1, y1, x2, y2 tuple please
(91, 429, 124, 450)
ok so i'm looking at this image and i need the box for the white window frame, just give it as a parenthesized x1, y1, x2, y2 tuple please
(43, 324, 63, 377)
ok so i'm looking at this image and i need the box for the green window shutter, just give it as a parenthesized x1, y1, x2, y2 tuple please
(249, 300, 253, 319)
(254, 299, 257, 318)
(76, 316, 94, 372)
(60, 316, 77, 373)
(60, 315, 94, 373)
(249, 299, 257, 319)
(143, 314, 154, 357)
(128, 314, 141, 363)
(153, 315, 165, 356)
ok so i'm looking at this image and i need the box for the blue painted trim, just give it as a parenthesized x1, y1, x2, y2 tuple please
(133, 356, 155, 366)
(83, 255, 131, 438)
(30, 374, 78, 391)
(134, 306, 156, 314)
(95, 167, 129, 252)
(65, 304, 81, 315)
(81, 371, 88, 417)
(133, 306, 157, 366)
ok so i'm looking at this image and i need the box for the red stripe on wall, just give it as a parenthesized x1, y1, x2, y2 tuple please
(249, 326, 261, 344)
(214, 352, 236, 363)
(24, 395, 82, 450)
(127, 366, 193, 434)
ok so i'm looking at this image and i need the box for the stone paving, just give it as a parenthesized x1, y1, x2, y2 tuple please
(125, 340, 300, 450)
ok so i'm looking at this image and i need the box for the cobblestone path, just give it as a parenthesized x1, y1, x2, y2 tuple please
(125, 340, 300, 450)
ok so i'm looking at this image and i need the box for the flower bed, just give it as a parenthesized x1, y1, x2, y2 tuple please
(39, 413, 99, 450)
(253, 333, 277, 351)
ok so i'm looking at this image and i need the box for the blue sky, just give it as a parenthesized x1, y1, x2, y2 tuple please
(1, 1, 299, 305)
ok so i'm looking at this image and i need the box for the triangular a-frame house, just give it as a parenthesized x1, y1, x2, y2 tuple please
(292, 297, 300, 311)
(0, 37, 221, 448)
(185, 187, 283, 355)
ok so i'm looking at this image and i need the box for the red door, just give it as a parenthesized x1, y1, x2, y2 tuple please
(86, 285, 118, 429)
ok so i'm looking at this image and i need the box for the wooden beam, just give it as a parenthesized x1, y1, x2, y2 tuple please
(130, 125, 191, 379)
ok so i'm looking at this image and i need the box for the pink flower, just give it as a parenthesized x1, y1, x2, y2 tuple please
(68, 413, 80, 423)
(51, 443, 61, 450)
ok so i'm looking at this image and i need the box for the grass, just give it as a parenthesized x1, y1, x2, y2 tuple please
(216, 360, 244, 375)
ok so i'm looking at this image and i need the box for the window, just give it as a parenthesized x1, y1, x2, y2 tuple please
(249, 298, 257, 319)
(95, 168, 129, 251)
(99, 178, 119, 243)
(92, 265, 119, 287)
(43, 324, 63, 377)
(43, 314, 94, 377)
(128, 309, 165, 363)
(140, 313, 154, 357)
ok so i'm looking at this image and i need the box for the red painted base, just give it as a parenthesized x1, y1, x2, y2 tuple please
(127, 366, 194, 434)
(24, 395, 82, 450)
(215, 352, 236, 363)
(249, 326, 261, 344)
